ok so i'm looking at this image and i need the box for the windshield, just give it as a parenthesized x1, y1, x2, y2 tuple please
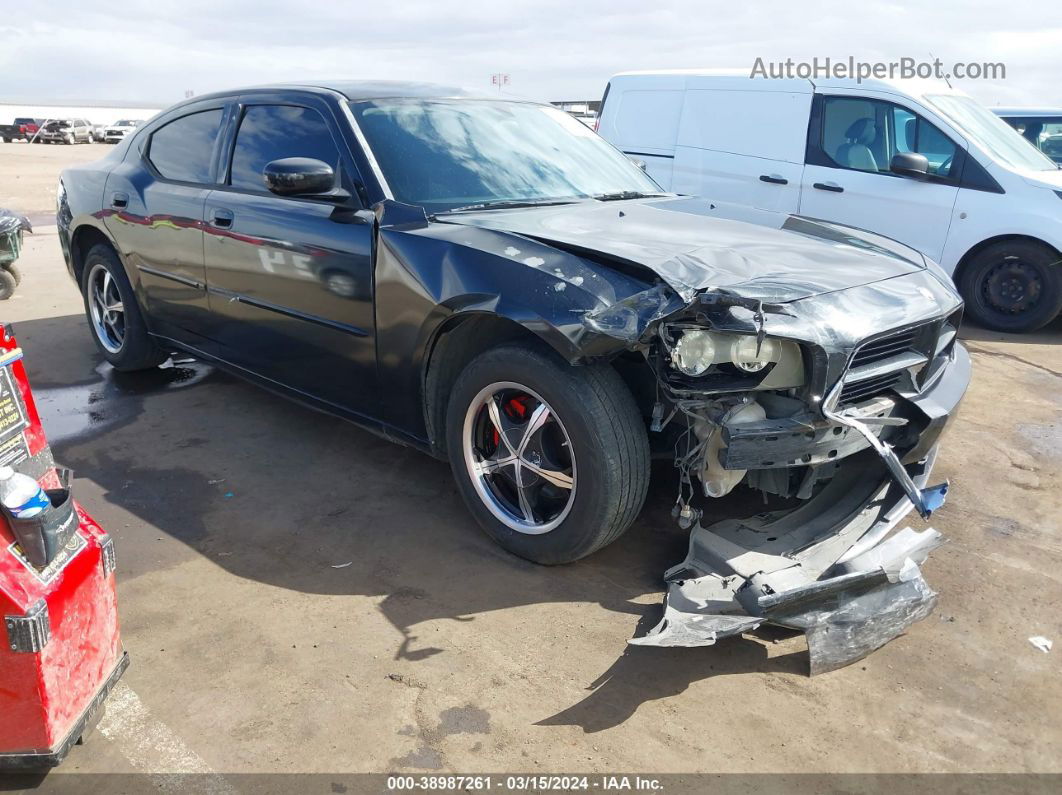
(349, 99, 661, 212)
(927, 95, 1058, 171)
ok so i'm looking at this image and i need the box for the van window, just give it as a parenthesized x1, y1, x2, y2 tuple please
(608, 90, 683, 151)
(678, 90, 811, 163)
(820, 96, 957, 178)
(148, 109, 224, 183)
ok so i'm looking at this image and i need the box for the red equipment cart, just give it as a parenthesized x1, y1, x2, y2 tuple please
(0, 324, 128, 769)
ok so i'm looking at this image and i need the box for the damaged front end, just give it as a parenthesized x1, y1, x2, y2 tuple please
(588, 274, 970, 675)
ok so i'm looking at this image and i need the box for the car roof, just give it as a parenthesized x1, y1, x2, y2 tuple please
(992, 107, 1062, 117)
(154, 80, 521, 119)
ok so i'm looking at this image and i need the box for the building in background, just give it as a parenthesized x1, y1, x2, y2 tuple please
(0, 100, 163, 128)
(551, 100, 600, 128)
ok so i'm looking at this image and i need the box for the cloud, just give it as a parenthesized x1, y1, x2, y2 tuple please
(1, 0, 1059, 107)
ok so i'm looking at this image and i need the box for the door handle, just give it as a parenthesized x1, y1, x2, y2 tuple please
(210, 208, 234, 229)
(110, 192, 128, 209)
(759, 174, 788, 185)
(813, 182, 844, 193)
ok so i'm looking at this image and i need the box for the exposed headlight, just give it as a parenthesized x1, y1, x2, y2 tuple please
(671, 329, 717, 376)
(56, 179, 66, 211)
(730, 336, 779, 372)
(665, 327, 804, 388)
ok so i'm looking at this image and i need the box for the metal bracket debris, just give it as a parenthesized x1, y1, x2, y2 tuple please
(5, 599, 50, 653)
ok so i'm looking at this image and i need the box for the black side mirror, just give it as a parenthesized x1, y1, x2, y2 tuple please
(263, 157, 337, 196)
(890, 152, 930, 179)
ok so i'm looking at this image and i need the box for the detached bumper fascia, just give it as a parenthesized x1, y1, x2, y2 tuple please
(632, 343, 971, 674)
(900, 341, 971, 464)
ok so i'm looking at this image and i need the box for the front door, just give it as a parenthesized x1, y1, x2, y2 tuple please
(799, 94, 961, 263)
(202, 98, 378, 415)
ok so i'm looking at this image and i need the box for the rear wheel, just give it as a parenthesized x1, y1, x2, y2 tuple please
(81, 244, 166, 370)
(445, 344, 649, 564)
(3, 263, 21, 286)
(959, 240, 1062, 333)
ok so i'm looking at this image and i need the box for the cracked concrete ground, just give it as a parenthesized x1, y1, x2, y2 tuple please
(1, 142, 1059, 781)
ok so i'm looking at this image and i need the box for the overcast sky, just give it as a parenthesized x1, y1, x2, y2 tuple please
(2, 1, 1059, 108)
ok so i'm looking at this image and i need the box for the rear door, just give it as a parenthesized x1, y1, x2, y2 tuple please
(672, 88, 808, 213)
(799, 93, 961, 263)
(202, 93, 379, 414)
(102, 102, 227, 342)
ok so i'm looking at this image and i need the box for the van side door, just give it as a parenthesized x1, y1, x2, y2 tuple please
(672, 88, 808, 213)
(799, 94, 961, 262)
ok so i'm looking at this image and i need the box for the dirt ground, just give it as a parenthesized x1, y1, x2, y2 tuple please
(1, 141, 1060, 786)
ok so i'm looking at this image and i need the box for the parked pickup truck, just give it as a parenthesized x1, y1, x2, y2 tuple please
(0, 118, 42, 142)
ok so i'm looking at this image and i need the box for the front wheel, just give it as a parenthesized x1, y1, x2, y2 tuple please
(445, 344, 649, 564)
(81, 244, 166, 371)
(959, 240, 1062, 333)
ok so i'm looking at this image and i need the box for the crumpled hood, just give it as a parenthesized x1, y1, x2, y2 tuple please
(443, 196, 927, 303)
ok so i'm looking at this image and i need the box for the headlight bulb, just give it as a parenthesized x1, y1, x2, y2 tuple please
(731, 336, 778, 373)
(671, 330, 716, 376)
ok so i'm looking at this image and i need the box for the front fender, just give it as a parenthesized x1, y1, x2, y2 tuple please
(373, 218, 656, 438)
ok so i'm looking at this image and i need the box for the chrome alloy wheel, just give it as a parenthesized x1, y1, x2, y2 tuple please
(462, 382, 577, 535)
(87, 263, 125, 354)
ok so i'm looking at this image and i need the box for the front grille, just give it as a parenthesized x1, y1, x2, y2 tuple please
(840, 324, 934, 404)
(849, 328, 918, 368)
(840, 371, 903, 403)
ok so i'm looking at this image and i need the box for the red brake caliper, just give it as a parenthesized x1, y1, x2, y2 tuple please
(492, 395, 529, 448)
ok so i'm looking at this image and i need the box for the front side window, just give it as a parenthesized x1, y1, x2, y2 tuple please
(229, 105, 341, 192)
(349, 99, 661, 213)
(820, 96, 958, 178)
(148, 109, 224, 183)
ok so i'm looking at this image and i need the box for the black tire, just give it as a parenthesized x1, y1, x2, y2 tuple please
(2, 263, 20, 287)
(2, 137, 10, 144)
(445, 344, 650, 565)
(958, 240, 1062, 333)
(80, 243, 166, 371)
(0, 269, 15, 300)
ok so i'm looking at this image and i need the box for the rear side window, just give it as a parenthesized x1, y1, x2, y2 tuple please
(148, 109, 224, 183)
(228, 105, 340, 192)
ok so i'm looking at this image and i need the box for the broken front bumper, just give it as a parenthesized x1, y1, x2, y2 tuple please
(632, 343, 970, 675)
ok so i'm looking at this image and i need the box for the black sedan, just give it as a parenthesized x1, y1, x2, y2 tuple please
(58, 82, 970, 670)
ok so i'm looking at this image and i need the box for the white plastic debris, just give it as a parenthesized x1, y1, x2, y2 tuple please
(331, 562, 353, 569)
(1028, 636, 1053, 653)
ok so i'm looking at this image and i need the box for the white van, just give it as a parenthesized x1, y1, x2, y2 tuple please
(597, 70, 1062, 332)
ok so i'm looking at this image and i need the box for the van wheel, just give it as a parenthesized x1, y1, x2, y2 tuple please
(445, 344, 649, 565)
(81, 244, 166, 371)
(959, 240, 1062, 333)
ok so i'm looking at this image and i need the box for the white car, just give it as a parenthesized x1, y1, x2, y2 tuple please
(597, 70, 1062, 332)
(103, 119, 144, 144)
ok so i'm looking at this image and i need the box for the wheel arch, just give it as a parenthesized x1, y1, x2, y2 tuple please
(422, 312, 570, 458)
(69, 222, 120, 287)
(953, 234, 1061, 286)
